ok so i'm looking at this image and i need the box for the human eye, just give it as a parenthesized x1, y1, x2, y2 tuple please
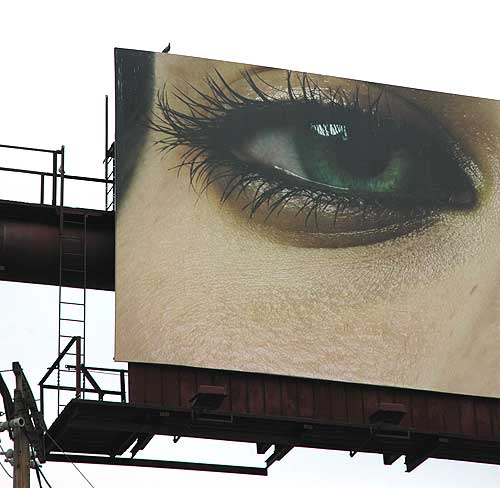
(150, 69, 482, 248)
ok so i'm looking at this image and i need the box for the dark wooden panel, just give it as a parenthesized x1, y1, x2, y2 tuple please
(195, 369, 213, 389)
(345, 384, 364, 425)
(213, 371, 231, 411)
(313, 381, 331, 420)
(230, 374, 248, 414)
(247, 374, 264, 416)
(330, 383, 348, 423)
(281, 378, 298, 417)
(162, 367, 180, 408)
(492, 402, 500, 441)
(475, 398, 493, 440)
(459, 396, 477, 438)
(362, 387, 379, 423)
(178, 369, 197, 408)
(393, 389, 411, 429)
(427, 394, 445, 433)
(128, 363, 144, 404)
(410, 390, 429, 432)
(144, 365, 162, 406)
(442, 395, 461, 434)
(263, 376, 281, 416)
(128, 363, 500, 446)
(297, 379, 314, 418)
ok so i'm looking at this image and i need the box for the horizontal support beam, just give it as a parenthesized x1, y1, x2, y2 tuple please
(46, 453, 267, 476)
(62, 417, 307, 447)
(52, 415, 387, 459)
(46, 401, 500, 469)
(0, 202, 114, 291)
(0, 165, 111, 183)
(66, 365, 128, 374)
(0, 143, 59, 154)
(41, 385, 122, 396)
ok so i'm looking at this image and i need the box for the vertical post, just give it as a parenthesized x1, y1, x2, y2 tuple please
(105, 95, 108, 165)
(82, 215, 87, 399)
(59, 145, 65, 232)
(40, 175, 45, 205)
(104, 95, 109, 210)
(39, 384, 44, 419)
(76, 337, 81, 399)
(120, 371, 126, 403)
(13, 365, 30, 488)
(51, 152, 57, 206)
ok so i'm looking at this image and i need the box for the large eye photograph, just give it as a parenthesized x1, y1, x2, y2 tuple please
(151, 69, 479, 247)
(115, 50, 500, 397)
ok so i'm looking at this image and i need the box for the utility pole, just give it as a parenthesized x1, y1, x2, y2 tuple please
(12, 365, 29, 488)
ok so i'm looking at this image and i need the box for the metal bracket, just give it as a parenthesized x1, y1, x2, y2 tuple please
(350, 425, 377, 457)
(383, 453, 402, 465)
(256, 442, 272, 455)
(130, 433, 154, 458)
(265, 445, 294, 468)
(405, 437, 449, 472)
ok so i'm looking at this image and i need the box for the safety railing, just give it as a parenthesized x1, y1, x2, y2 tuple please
(39, 336, 127, 418)
(0, 143, 113, 210)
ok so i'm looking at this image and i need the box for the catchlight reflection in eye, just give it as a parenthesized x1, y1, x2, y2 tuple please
(151, 70, 481, 248)
(311, 123, 348, 140)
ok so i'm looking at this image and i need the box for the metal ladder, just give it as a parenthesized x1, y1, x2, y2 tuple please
(56, 147, 88, 414)
(54, 97, 113, 413)
(104, 146, 115, 211)
(104, 95, 115, 211)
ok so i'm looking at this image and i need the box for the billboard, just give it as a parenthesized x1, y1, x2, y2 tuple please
(115, 48, 500, 398)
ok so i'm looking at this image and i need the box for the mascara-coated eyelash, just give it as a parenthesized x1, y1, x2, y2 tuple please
(149, 69, 479, 247)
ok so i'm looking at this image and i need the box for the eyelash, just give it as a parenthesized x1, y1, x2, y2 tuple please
(148, 70, 455, 229)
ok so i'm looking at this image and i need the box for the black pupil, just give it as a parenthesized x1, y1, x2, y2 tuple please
(335, 130, 392, 179)
(313, 120, 394, 179)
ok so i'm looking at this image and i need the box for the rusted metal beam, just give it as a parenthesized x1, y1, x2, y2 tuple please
(0, 201, 114, 290)
(46, 453, 268, 476)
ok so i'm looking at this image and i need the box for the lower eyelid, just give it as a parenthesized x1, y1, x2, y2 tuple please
(204, 168, 440, 248)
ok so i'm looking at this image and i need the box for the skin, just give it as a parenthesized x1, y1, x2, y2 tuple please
(116, 54, 500, 397)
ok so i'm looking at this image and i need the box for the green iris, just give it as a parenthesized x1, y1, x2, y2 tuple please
(297, 122, 419, 196)
(225, 104, 475, 209)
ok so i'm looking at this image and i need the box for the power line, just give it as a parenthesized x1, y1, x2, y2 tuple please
(32, 447, 44, 488)
(45, 431, 96, 488)
(36, 463, 55, 488)
(32, 446, 54, 488)
(0, 439, 13, 479)
(0, 458, 13, 479)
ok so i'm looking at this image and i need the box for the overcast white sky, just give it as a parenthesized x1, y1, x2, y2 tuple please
(1, 1, 500, 487)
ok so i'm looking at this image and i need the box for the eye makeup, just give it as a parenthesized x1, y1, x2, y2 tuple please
(150, 69, 482, 248)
